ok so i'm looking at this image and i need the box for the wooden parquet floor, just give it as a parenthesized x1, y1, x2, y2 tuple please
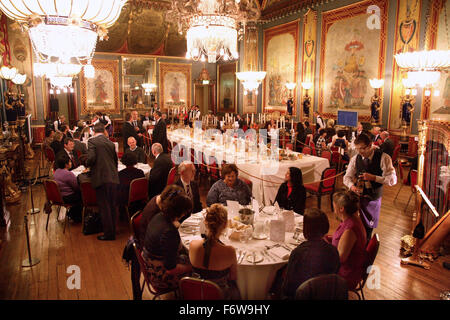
(0, 157, 449, 300)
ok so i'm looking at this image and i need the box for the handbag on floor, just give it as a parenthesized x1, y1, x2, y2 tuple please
(82, 209, 103, 235)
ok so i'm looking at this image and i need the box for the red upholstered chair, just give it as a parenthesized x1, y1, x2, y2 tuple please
(43, 179, 71, 233)
(126, 177, 148, 220)
(179, 276, 224, 300)
(391, 144, 401, 167)
(166, 166, 178, 185)
(44, 147, 56, 162)
(130, 210, 143, 241)
(240, 177, 253, 191)
(80, 181, 98, 228)
(302, 146, 311, 155)
(118, 152, 124, 159)
(305, 135, 311, 146)
(321, 150, 332, 166)
(132, 242, 179, 300)
(305, 168, 337, 210)
(350, 234, 380, 300)
(285, 143, 294, 151)
(404, 169, 418, 213)
(208, 156, 220, 186)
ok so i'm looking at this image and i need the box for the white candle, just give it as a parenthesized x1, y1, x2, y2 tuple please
(251, 113, 254, 125)
(246, 114, 249, 124)
(291, 119, 294, 130)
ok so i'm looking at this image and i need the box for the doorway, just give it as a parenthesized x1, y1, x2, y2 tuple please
(194, 83, 216, 115)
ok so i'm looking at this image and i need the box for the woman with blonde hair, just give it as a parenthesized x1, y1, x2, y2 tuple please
(189, 204, 241, 299)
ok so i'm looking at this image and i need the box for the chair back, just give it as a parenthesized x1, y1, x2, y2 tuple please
(361, 234, 380, 284)
(305, 135, 311, 146)
(392, 145, 401, 164)
(43, 179, 64, 205)
(302, 146, 311, 155)
(129, 177, 148, 205)
(331, 151, 341, 166)
(44, 147, 55, 162)
(321, 168, 337, 191)
(285, 143, 294, 151)
(295, 274, 348, 300)
(166, 166, 177, 185)
(240, 177, 253, 191)
(80, 182, 97, 207)
(208, 156, 220, 180)
(130, 210, 143, 240)
(410, 169, 418, 193)
(321, 150, 332, 164)
(179, 277, 224, 300)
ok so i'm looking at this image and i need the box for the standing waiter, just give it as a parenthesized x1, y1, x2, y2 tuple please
(343, 133, 397, 240)
(86, 123, 119, 241)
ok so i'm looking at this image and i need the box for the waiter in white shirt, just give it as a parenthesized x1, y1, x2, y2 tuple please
(314, 111, 325, 133)
(343, 133, 397, 240)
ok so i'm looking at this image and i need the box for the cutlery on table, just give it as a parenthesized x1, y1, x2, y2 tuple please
(264, 249, 277, 261)
(252, 252, 256, 265)
(261, 250, 272, 262)
(239, 251, 247, 264)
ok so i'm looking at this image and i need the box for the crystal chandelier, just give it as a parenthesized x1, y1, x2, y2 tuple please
(236, 71, 266, 95)
(0, 0, 127, 78)
(168, 0, 260, 63)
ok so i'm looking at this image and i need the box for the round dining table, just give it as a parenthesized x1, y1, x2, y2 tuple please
(179, 209, 305, 300)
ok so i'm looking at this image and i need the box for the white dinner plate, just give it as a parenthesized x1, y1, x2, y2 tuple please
(246, 253, 264, 264)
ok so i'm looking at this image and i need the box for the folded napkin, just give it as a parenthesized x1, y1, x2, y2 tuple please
(269, 246, 291, 260)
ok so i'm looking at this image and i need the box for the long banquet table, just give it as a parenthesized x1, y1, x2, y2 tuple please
(168, 131, 329, 206)
(179, 209, 305, 300)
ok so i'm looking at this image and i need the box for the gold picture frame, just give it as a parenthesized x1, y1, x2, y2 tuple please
(80, 59, 120, 115)
(217, 62, 237, 114)
(159, 62, 191, 111)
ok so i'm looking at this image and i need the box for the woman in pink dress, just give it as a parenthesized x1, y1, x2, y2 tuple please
(331, 190, 367, 290)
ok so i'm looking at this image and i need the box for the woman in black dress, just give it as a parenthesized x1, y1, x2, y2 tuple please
(274, 167, 307, 215)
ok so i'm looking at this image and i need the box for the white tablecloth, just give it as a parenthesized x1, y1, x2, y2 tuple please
(71, 163, 151, 178)
(179, 210, 305, 300)
(168, 132, 329, 205)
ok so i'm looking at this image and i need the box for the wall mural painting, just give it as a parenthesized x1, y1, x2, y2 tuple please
(218, 62, 237, 114)
(263, 20, 299, 114)
(6, 20, 37, 119)
(301, 9, 317, 121)
(80, 59, 120, 115)
(319, 0, 388, 122)
(427, 0, 450, 122)
(159, 62, 191, 111)
(388, 0, 422, 131)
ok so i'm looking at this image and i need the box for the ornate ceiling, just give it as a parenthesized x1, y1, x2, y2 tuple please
(96, 0, 330, 56)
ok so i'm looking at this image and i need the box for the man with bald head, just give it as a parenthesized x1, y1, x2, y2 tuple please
(125, 136, 147, 163)
(148, 143, 173, 199)
(175, 161, 202, 217)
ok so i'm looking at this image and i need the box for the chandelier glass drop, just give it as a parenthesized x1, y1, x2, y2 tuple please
(169, 0, 260, 64)
(0, 0, 127, 79)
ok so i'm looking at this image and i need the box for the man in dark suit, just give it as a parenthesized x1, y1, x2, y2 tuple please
(73, 131, 87, 155)
(148, 143, 173, 199)
(152, 110, 168, 153)
(124, 136, 147, 164)
(379, 131, 395, 158)
(86, 123, 120, 241)
(122, 112, 142, 151)
(175, 161, 202, 220)
(56, 137, 80, 170)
